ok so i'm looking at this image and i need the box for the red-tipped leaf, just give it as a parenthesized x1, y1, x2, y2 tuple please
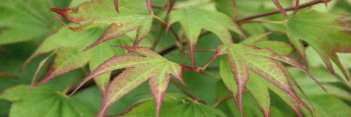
(218, 44, 315, 116)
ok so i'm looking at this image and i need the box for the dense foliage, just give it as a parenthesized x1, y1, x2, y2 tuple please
(1, 0, 351, 117)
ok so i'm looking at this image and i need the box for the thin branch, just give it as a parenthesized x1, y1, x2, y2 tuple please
(232, 0, 239, 19)
(213, 96, 232, 107)
(198, 53, 219, 71)
(238, 20, 285, 24)
(237, 0, 324, 22)
(159, 42, 187, 55)
(170, 79, 207, 104)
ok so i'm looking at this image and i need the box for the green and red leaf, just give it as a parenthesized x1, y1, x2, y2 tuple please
(33, 48, 89, 86)
(71, 47, 183, 117)
(169, 7, 244, 66)
(218, 43, 324, 116)
(26, 27, 125, 92)
(51, 0, 153, 50)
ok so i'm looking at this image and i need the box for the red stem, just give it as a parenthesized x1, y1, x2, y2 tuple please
(146, 0, 153, 15)
(114, 0, 119, 13)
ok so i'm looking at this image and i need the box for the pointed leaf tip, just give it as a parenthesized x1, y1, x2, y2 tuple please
(172, 71, 185, 85)
(114, 0, 119, 13)
(50, 8, 80, 24)
(83, 23, 138, 51)
(50, 8, 67, 16)
(149, 77, 170, 117)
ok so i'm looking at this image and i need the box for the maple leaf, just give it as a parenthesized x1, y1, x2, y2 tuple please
(221, 57, 309, 117)
(0, 0, 61, 45)
(217, 42, 325, 116)
(272, 0, 288, 18)
(121, 95, 226, 117)
(24, 27, 125, 92)
(169, 7, 244, 66)
(70, 47, 183, 117)
(286, 10, 351, 80)
(0, 85, 96, 117)
(51, 0, 153, 50)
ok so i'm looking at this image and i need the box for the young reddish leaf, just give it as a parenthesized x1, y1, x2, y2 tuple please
(287, 10, 351, 80)
(169, 7, 244, 66)
(217, 44, 321, 116)
(272, 0, 288, 18)
(51, 0, 153, 51)
(71, 47, 183, 117)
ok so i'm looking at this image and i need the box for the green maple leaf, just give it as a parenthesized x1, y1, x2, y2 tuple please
(70, 47, 183, 117)
(25, 27, 125, 92)
(169, 7, 244, 66)
(122, 95, 226, 117)
(0, 85, 96, 117)
(51, 0, 153, 50)
(286, 10, 351, 80)
(0, 0, 62, 45)
(221, 57, 309, 117)
(217, 42, 325, 116)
